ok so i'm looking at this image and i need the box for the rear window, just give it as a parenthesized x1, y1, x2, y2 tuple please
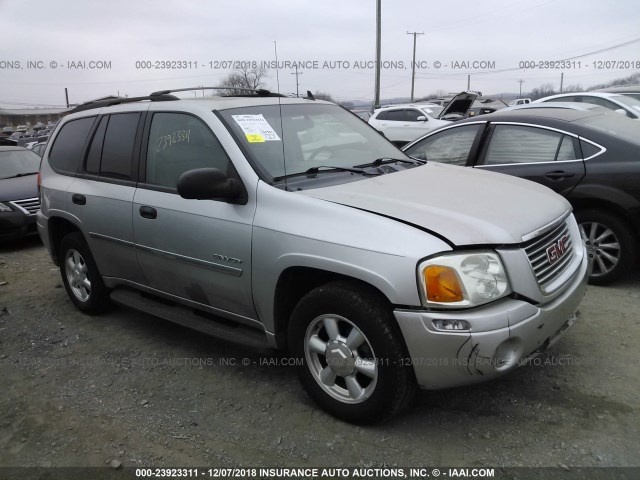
(48, 117, 96, 174)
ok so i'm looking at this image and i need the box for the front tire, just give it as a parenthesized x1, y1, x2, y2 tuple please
(575, 209, 637, 285)
(289, 281, 416, 424)
(59, 232, 112, 314)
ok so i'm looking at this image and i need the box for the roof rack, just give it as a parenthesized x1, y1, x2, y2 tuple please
(67, 87, 285, 114)
(67, 94, 178, 114)
(149, 87, 284, 97)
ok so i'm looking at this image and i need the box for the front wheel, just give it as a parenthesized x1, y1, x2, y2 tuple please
(575, 209, 637, 285)
(288, 281, 416, 424)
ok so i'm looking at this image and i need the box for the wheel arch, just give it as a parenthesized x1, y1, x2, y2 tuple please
(271, 266, 395, 350)
(48, 215, 84, 266)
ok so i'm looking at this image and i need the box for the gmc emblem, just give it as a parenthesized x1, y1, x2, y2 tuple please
(546, 234, 570, 265)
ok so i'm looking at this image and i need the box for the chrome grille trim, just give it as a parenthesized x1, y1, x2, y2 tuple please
(523, 221, 574, 291)
(9, 197, 40, 215)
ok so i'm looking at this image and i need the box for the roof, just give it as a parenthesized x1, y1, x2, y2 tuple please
(0, 146, 29, 152)
(0, 108, 68, 116)
(594, 85, 640, 93)
(461, 106, 604, 123)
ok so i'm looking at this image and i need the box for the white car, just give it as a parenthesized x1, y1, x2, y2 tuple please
(368, 91, 477, 145)
(535, 92, 640, 119)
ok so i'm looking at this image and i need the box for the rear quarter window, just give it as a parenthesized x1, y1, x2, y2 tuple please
(47, 117, 96, 174)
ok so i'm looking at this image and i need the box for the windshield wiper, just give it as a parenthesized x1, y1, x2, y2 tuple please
(0, 172, 38, 180)
(273, 166, 381, 182)
(353, 157, 425, 168)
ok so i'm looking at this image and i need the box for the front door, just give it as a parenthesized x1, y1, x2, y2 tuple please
(132, 112, 257, 320)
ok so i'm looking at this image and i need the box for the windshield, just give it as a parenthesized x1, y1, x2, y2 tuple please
(219, 103, 409, 181)
(0, 149, 40, 178)
(611, 94, 640, 113)
(420, 105, 444, 117)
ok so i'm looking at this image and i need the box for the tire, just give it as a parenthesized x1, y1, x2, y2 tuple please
(575, 209, 637, 285)
(59, 232, 112, 314)
(288, 280, 416, 424)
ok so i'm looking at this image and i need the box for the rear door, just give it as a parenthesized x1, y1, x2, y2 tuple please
(132, 110, 257, 320)
(63, 111, 145, 283)
(473, 123, 585, 195)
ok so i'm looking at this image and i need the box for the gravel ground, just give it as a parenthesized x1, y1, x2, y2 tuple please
(1, 236, 639, 472)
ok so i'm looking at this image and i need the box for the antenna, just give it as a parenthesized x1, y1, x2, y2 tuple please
(274, 41, 281, 95)
(274, 41, 288, 190)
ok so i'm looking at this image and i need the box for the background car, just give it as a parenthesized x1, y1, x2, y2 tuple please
(0, 146, 41, 242)
(403, 107, 640, 284)
(594, 85, 640, 101)
(31, 141, 47, 157)
(368, 91, 477, 146)
(535, 92, 640, 119)
(499, 101, 610, 113)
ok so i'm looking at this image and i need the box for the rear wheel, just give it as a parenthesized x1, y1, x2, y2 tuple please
(575, 209, 636, 285)
(59, 232, 112, 314)
(289, 281, 415, 424)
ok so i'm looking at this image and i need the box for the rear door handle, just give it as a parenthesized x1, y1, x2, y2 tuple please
(71, 194, 86, 205)
(544, 171, 575, 180)
(139, 206, 157, 219)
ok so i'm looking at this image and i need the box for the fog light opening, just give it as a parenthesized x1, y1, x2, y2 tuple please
(433, 319, 471, 331)
(494, 338, 523, 371)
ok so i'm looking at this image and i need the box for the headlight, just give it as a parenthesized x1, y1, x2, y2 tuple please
(418, 251, 511, 308)
(0, 202, 13, 213)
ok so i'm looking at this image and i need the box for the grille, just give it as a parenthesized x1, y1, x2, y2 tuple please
(523, 220, 574, 290)
(10, 197, 40, 215)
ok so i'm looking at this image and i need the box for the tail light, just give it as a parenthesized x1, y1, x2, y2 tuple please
(37, 171, 41, 195)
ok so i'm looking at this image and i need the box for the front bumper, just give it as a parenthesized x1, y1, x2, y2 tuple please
(394, 252, 588, 390)
(0, 210, 37, 241)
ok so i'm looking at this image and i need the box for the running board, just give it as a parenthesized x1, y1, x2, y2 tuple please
(110, 288, 270, 350)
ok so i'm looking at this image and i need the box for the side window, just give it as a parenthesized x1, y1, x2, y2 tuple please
(386, 109, 405, 121)
(405, 109, 423, 122)
(145, 113, 232, 189)
(404, 124, 482, 165)
(484, 125, 568, 165)
(48, 117, 96, 174)
(580, 139, 601, 158)
(100, 113, 140, 179)
(375, 111, 388, 120)
(85, 116, 108, 175)
(556, 135, 578, 161)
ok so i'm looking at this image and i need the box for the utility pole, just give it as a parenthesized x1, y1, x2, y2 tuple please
(406, 31, 424, 102)
(374, 0, 382, 109)
(518, 79, 525, 97)
(560, 73, 564, 93)
(291, 64, 303, 97)
(467, 74, 470, 90)
(64, 88, 69, 108)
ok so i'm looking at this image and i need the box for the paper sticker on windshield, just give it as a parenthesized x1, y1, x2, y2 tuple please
(231, 114, 281, 142)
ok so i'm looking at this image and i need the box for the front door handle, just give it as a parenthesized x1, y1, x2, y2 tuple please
(71, 194, 86, 205)
(544, 171, 575, 180)
(139, 206, 157, 219)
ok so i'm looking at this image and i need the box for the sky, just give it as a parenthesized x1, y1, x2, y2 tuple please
(0, 0, 639, 108)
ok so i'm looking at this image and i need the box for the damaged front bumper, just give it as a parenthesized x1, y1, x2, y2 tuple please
(394, 252, 588, 390)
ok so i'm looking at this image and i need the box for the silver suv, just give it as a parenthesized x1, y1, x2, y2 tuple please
(37, 88, 588, 423)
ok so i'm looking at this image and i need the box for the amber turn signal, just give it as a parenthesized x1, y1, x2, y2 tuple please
(423, 265, 464, 303)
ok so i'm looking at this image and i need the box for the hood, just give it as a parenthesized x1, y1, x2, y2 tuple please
(299, 163, 571, 246)
(438, 91, 479, 119)
(0, 174, 38, 202)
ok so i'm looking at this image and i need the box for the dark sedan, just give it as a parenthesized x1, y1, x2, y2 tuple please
(403, 108, 640, 285)
(0, 147, 41, 242)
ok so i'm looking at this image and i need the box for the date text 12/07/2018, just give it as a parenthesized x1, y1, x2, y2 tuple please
(519, 60, 640, 69)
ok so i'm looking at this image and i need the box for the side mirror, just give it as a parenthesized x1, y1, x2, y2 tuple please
(416, 116, 427, 121)
(177, 168, 244, 203)
(614, 108, 627, 116)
